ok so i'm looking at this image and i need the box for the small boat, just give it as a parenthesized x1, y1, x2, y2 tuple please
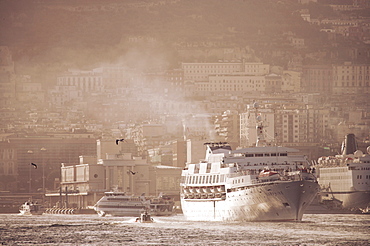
(135, 211, 154, 223)
(258, 169, 280, 181)
(19, 201, 44, 215)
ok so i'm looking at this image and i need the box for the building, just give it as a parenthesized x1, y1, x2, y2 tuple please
(2, 136, 97, 193)
(50, 138, 182, 209)
(332, 62, 370, 95)
(214, 110, 240, 147)
(301, 65, 333, 94)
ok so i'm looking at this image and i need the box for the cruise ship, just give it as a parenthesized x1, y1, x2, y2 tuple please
(94, 192, 174, 217)
(180, 103, 320, 222)
(316, 134, 370, 213)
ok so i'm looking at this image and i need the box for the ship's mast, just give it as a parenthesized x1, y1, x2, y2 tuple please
(253, 102, 267, 147)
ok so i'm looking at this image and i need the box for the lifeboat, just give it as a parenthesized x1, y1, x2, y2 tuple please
(258, 169, 280, 181)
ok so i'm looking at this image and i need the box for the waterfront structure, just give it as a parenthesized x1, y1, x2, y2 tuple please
(48, 139, 182, 210)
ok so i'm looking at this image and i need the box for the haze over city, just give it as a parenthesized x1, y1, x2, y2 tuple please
(0, 0, 369, 204)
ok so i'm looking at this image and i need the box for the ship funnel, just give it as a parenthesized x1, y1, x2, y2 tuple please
(341, 133, 358, 155)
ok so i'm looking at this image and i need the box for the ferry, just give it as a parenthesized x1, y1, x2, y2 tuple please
(316, 134, 370, 213)
(180, 103, 320, 222)
(93, 192, 174, 217)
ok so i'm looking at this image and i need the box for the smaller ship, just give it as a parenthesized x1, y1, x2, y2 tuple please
(314, 134, 370, 213)
(94, 192, 174, 217)
(19, 201, 44, 215)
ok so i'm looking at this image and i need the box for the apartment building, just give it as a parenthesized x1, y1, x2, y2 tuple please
(275, 107, 307, 144)
(56, 69, 103, 92)
(182, 62, 244, 82)
(199, 74, 266, 95)
(301, 65, 333, 94)
(282, 71, 301, 93)
(239, 103, 330, 157)
(332, 62, 370, 94)
(182, 62, 269, 82)
(214, 110, 240, 147)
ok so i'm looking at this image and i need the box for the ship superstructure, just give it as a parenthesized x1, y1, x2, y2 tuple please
(180, 103, 320, 221)
(316, 134, 370, 212)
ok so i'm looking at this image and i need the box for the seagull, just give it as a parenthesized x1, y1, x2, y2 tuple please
(127, 170, 137, 175)
(115, 138, 125, 145)
(30, 163, 38, 169)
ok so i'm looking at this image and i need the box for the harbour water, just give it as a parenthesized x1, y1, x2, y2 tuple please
(0, 213, 369, 245)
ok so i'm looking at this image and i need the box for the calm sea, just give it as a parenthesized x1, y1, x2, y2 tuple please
(0, 213, 369, 245)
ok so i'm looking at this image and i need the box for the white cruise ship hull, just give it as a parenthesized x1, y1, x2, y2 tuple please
(181, 180, 319, 221)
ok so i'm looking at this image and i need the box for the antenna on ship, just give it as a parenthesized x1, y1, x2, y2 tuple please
(253, 102, 267, 147)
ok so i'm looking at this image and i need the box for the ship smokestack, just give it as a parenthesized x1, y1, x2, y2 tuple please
(341, 133, 358, 155)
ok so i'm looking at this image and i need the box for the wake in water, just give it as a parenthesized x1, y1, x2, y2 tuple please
(0, 214, 369, 245)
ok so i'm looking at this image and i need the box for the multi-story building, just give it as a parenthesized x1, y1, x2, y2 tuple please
(275, 106, 308, 144)
(56, 69, 103, 92)
(54, 139, 182, 209)
(182, 62, 244, 82)
(130, 123, 167, 158)
(282, 70, 301, 93)
(214, 110, 240, 147)
(301, 65, 333, 94)
(199, 74, 266, 95)
(164, 68, 184, 96)
(332, 62, 370, 95)
(239, 103, 330, 159)
(182, 61, 269, 82)
(1, 135, 97, 193)
(265, 74, 282, 93)
(0, 46, 15, 106)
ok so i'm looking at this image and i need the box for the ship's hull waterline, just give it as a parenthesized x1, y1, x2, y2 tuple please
(327, 191, 370, 210)
(181, 180, 320, 222)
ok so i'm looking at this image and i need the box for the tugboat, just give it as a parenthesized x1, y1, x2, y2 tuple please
(19, 201, 44, 215)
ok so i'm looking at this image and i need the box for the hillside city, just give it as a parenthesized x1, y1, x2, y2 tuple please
(0, 0, 369, 208)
